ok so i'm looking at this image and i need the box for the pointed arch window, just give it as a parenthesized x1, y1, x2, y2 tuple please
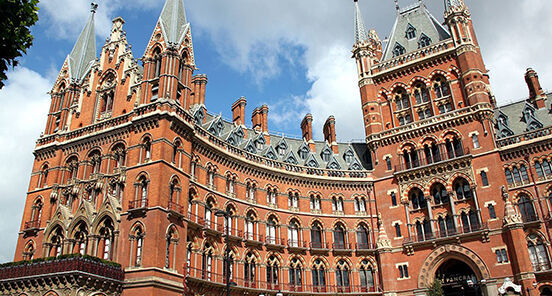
(392, 43, 406, 57)
(405, 24, 417, 40)
(30, 199, 43, 224)
(245, 211, 256, 240)
(354, 196, 367, 212)
(165, 227, 178, 269)
(132, 226, 145, 267)
(152, 48, 162, 79)
(142, 138, 152, 162)
(418, 34, 432, 48)
(135, 175, 149, 208)
(310, 194, 321, 211)
(23, 242, 35, 260)
(433, 76, 450, 98)
(204, 197, 215, 228)
(413, 83, 430, 105)
(394, 88, 410, 111)
(311, 223, 323, 248)
(288, 192, 299, 209)
(98, 218, 115, 260)
(49, 226, 64, 257)
(359, 260, 375, 292)
(454, 178, 473, 200)
(332, 196, 344, 213)
(266, 216, 278, 244)
(431, 183, 449, 205)
(244, 252, 257, 287)
(289, 258, 303, 290)
(333, 223, 347, 249)
(518, 194, 537, 222)
(202, 244, 213, 280)
(312, 259, 327, 292)
(72, 223, 88, 255)
(288, 219, 300, 247)
(528, 234, 551, 271)
(423, 142, 441, 164)
(410, 188, 426, 210)
(356, 224, 371, 249)
(266, 256, 280, 289)
(267, 188, 277, 205)
(336, 260, 351, 292)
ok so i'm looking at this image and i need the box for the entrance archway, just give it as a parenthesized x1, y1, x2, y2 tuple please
(436, 259, 482, 296)
(541, 287, 552, 296)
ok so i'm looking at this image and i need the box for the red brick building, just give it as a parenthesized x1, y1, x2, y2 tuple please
(2, 0, 552, 295)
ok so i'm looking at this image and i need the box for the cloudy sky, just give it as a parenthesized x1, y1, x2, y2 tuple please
(0, 0, 551, 263)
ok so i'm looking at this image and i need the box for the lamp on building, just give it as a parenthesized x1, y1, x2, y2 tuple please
(276, 291, 284, 296)
(215, 209, 234, 296)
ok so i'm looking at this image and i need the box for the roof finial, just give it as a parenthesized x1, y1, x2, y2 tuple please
(91, 2, 98, 13)
(394, 0, 400, 12)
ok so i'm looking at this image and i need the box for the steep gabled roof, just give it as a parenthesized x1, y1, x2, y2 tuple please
(158, 0, 190, 47)
(67, 3, 98, 83)
(353, 0, 369, 44)
(381, 3, 451, 61)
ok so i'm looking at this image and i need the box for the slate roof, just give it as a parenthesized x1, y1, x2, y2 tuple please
(194, 107, 371, 171)
(494, 94, 552, 139)
(381, 3, 451, 61)
(158, 0, 190, 47)
(67, 3, 97, 83)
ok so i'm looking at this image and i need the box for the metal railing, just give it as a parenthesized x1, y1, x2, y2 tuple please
(404, 222, 488, 244)
(23, 220, 40, 230)
(168, 201, 184, 215)
(395, 147, 470, 173)
(128, 199, 148, 210)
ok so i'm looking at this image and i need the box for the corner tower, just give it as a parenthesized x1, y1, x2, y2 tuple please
(140, 0, 197, 108)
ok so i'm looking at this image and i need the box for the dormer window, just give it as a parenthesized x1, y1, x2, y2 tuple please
(497, 115, 508, 127)
(523, 108, 534, 122)
(393, 43, 406, 57)
(298, 145, 309, 160)
(405, 24, 417, 40)
(418, 34, 431, 48)
(321, 147, 332, 162)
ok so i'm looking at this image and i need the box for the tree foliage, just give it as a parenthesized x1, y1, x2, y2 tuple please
(427, 279, 444, 296)
(0, 0, 39, 89)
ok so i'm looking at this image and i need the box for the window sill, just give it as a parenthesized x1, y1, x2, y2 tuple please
(397, 277, 411, 281)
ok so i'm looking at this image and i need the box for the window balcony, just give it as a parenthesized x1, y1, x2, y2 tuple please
(186, 212, 206, 228)
(332, 242, 353, 251)
(395, 146, 470, 173)
(403, 222, 488, 246)
(533, 262, 552, 272)
(287, 239, 308, 251)
(264, 236, 286, 248)
(23, 220, 40, 231)
(128, 199, 148, 211)
(310, 242, 330, 251)
(355, 242, 376, 251)
(168, 201, 184, 218)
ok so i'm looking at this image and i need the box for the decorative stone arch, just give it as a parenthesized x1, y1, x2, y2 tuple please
(310, 256, 330, 269)
(334, 256, 354, 269)
(332, 219, 350, 230)
(43, 291, 60, 296)
(266, 183, 280, 192)
(417, 244, 490, 289)
(204, 193, 217, 206)
(448, 66, 460, 79)
(286, 254, 307, 266)
(244, 207, 259, 219)
(130, 221, 146, 236)
(419, 135, 441, 146)
(448, 172, 475, 190)
(91, 212, 117, 234)
(310, 218, 326, 230)
(389, 82, 411, 93)
(355, 220, 373, 232)
(398, 140, 418, 153)
(147, 43, 165, 58)
(264, 211, 282, 223)
(286, 215, 303, 226)
(512, 190, 535, 203)
(402, 183, 425, 201)
(166, 224, 180, 240)
(356, 256, 378, 271)
(428, 69, 452, 81)
(409, 76, 431, 88)
(98, 69, 118, 85)
(377, 88, 392, 102)
(199, 238, 218, 255)
(264, 251, 284, 266)
(67, 216, 91, 237)
(440, 128, 463, 141)
(43, 221, 67, 240)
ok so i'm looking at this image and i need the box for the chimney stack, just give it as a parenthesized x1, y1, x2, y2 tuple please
(525, 68, 546, 109)
(232, 97, 247, 126)
(323, 116, 338, 154)
(252, 105, 268, 132)
(301, 114, 315, 152)
(190, 74, 208, 107)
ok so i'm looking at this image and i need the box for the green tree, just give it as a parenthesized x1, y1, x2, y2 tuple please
(0, 0, 39, 89)
(427, 279, 444, 296)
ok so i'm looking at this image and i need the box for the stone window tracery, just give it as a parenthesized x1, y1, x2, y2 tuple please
(335, 260, 351, 291)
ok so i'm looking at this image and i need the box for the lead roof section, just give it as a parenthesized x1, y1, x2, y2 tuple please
(381, 3, 451, 61)
(494, 94, 552, 139)
(158, 0, 190, 47)
(194, 107, 371, 171)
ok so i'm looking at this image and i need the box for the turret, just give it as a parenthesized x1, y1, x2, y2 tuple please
(444, 0, 493, 106)
(140, 0, 197, 107)
(352, 0, 383, 138)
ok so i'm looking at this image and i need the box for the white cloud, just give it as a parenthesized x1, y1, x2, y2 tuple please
(0, 68, 51, 263)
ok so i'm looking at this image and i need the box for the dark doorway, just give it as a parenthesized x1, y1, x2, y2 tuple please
(435, 259, 482, 296)
(541, 287, 552, 296)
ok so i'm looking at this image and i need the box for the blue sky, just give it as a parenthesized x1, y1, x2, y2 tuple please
(1, 0, 552, 263)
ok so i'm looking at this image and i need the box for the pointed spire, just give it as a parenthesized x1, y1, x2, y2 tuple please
(353, 0, 369, 44)
(158, 0, 189, 48)
(68, 2, 98, 83)
(444, 0, 464, 12)
(376, 213, 392, 249)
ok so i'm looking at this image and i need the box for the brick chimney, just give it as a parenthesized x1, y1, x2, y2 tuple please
(301, 114, 315, 152)
(525, 68, 546, 109)
(190, 74, 208, 107)
(252, 105, 269, 133)
(232, 97, 247, 126)
(323, 116, 338, 154)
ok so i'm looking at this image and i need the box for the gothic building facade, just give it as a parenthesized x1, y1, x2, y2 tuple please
(2, 0, 552, 295)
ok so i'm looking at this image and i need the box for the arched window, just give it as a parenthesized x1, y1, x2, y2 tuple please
(246, 182, 256, 202)
(413, 83, 430, 105)
(431, 183, 449, 205)
(38, 165, 49, 188)
(356, 224, 371, 249)
(142, 137, 152, 162)
(202, 243, 213, 280)
(88, 150, 102, 175)
(97, 218, 114, 260)
(415, 219, 433, 241)
(433, 76, 450, 98)
(505, 168, 514, 185)
(205, 197, 215, 228)
(224, 205, 235, 235)
(423, 142, 441, 164)
(520, 165, 530, 183)
(266, 255, 279, 289)
(112, 144, 126, 169)
(437, 215, 455, 237)
(335, 260, 350, 292)
(172, 140, 181, 165)
(98, 75, 115, 118)
(332, 196, 344, 212)
(178, 52, 188, 81)
(244, 252, 256, 287)
(394, 88, 410, 111)
(289, 258, 303, 290)
(165, 227, 178, 269)
(333, 223, 347, 249)
(223, 250, 234, 283)
(72, 222, 88, 255)
(528, 234, 551, 271)
(288, 192, 299, 209)
(312, 259, 327, 291)
(288, 219, 300, 247)
(359, 260, 375, 292)
(245, 211, 256, 240)
(266, 216, 278, 244)
(354, 197, 367, 212)
(454, 178, 473, 200)
(132, 226, 144, 267)
(267, 188, 277, 205)
(49, 226, 64, 257)
(30, 199, 43, 223)
(23, 241, 35, 260)
(409, 188, 426, 210)
(311, 222, 323, 248)
(402, 147, 419, 169)
(152, 48, 162, 79)
(66, 157, 79, 182)
(135, 175, 149, 208)
(445, 137, 464, 158)
(460, 210, 480, 233)
(226, 174, 234, 194)
(518, 194, 537, 222)
(310, 194, 321, 211)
